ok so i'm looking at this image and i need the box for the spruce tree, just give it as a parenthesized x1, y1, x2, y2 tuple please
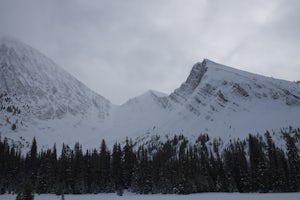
(133, 146, 152, 194)
(248, 134, 268, 192)
(122, 138, 136, 189)
(111, 143, 124, 193)
(284, 133, 300, 191)
(57, 144, 73, 194)
(89, 148, 100, 193)
(99, 139, 111, 192)
(72, 142, 85, 194)
(26, 137, 38, 188)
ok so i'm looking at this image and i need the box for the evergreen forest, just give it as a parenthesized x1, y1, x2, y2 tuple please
(0, 127, 300, 195)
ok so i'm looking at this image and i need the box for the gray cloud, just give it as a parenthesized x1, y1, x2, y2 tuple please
(0, 0, 299, 104)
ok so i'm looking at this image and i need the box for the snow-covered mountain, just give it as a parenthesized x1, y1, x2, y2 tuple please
(0, 36, 111, 119)
(0, 36, 112, 147)
(114, 59, 300, 145)
(1, 37, 300, 149)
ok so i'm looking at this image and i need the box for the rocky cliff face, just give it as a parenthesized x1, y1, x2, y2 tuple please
(169, 61, 207, 105)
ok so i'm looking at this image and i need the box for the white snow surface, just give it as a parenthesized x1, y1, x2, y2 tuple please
(1, 36, 300, 150)
(1, 192, 300, 200)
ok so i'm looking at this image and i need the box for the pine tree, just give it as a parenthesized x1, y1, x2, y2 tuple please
(132, 146, 152, 194)
(29, 137, 37, 161)
(224, 140, 249, 192)
(26, 137, 38, 188)
(196, 134, 212, 192)
(99, 139, 111, 192)
(248, 134, 268, 192)
(274, 148, 289, 192)
(284, 132, 300, 191)
(83, 150, 92, 193)
(264, 131, 289, 192)
(72, 142, 85, 194)
(122, 138, 136, 189)
(36, 151, 49, 194)
(111, 143, 124, 193)
(57, 144, 73, 194)
(212, 138, 228, 192)
(89, 148, 100, 193)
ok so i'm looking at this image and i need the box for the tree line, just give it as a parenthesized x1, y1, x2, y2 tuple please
(0, 127, 300, 195)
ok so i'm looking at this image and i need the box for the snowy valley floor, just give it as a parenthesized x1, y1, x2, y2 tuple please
(1, 192, 300, 200)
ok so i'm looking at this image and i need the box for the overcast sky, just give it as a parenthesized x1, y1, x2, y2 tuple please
(0, 0, 299, 104)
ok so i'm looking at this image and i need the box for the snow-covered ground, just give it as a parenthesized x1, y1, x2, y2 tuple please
(1, 192, 300, 200)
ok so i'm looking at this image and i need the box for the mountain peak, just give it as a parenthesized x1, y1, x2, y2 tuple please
(201, 58, 233, 70)
(201, 59, 256, 77)
(123, 90, 167, 106)
(0, 37, 111, 122)
(169, 60, 208, 104)
(0, 36, 32, 53)
(202, 58, 212, 66)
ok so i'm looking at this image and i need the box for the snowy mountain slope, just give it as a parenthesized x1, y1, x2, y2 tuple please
(150, 59, 300, 140)
(0, 36, 299, 149)
(169, 59, 300, 112)
(0, 36, 111, 120)
(105, 90, 170, 136)
(0, 36, 112, 147)
(113, 59, 300, 144)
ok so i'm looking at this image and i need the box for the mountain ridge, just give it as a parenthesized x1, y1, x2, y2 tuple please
(0, 37, 299, 149)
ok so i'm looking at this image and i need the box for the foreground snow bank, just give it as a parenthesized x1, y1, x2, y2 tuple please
(1, 192, 300, 200)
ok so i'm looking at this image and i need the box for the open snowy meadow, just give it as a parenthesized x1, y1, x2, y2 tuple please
(2, 192, 300, 200)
